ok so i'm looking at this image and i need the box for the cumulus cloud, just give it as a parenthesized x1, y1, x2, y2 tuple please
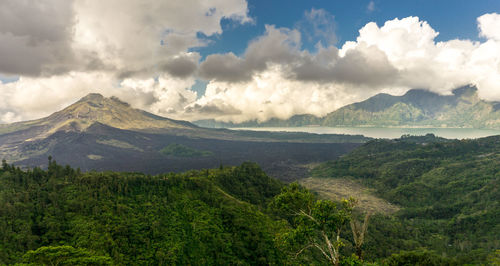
(199, 52, 252, 82)
(1, 3, 500, 126)
(478, 13, 500, 40)
(199, 25, 301, 82)
(160, 54, 199, 78)
(0, 0, 251, 78)
(72, 0, 251, 78)
(0, 0, 250, 123)
(191, 66, 350, 122)
(193, 13, 500, 123)
(0, 72, 198, 123)
(0, 0, 77, 76)
(199, 19, 397, 86)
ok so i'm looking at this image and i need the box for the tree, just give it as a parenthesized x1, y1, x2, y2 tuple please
(272, 183, 354, 265)
(350, 209, 371, 260)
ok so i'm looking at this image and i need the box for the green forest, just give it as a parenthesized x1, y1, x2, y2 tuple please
(313, 134, 500, 264)
(1, 134, 499, 265)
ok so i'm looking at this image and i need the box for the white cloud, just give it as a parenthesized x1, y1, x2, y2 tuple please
(0, 72, 199, 123)
(190, 66, 355, 123)
(72, 0, 251, 78)
(119, 75, 197, 118)
(191, 14, 500, 122)
(0, 0, 250, 123)
(1, 3, 500, 126)
(478, 13, 500, 41)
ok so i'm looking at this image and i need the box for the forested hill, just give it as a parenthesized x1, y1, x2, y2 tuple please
(0, 159, 285, 265)
(1, 157, 474, 265)
(313, 134, 500, 263)
(3, 151, 500, 264)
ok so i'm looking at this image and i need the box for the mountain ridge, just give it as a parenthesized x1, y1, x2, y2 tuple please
(195, 85, 500, 129)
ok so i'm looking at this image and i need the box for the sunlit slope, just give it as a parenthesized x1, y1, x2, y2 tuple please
(0, 93, 195, 139)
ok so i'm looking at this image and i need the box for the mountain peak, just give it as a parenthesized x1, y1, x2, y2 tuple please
(452, 85, 477, 97)
(79, 93, 105, 103)
(50, 93, 194, 132)
(0, 92, 196, 141)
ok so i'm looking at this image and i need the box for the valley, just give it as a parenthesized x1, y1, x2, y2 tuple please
(2, 1, 500, 265)
(0, 94, 366, 181)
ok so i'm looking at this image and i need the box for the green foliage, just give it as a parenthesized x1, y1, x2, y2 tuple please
(381, 249, 456, 266)
(212, 162, 282, 206)
(0, 160, 285, 265)
(313, 135, 500, 264)
(272, 183, 355, 265)
(22, 245, 112, 265)
(160, 143, 213, 157)
(488, 249, 500, 265)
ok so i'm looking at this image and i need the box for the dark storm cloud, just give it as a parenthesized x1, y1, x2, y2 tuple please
(0, 0, 76, 76)
(291, 45, 398, 86)
(161, 56, 198, 78)
(199, 25, 301, 82)
(198, 24, 397, 87)
(199, 53, 252, 82)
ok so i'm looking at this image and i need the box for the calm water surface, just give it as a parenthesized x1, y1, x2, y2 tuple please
(232, 127, 500, 139)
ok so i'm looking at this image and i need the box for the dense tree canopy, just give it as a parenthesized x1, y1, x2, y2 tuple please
(0, 160, 287, 265)
(313, 135, 500, 264)
(2, 136, 497, 265)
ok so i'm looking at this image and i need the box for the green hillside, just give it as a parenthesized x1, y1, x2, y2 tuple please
(321, 86, 500, 127)
(0, 160, 373, 265)
(0, 160, 285, 265)
(1, 150, 498, 264)
(313, 134, 500, 263)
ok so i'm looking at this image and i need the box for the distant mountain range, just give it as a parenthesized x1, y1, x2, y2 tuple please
(195, 85, 500, 129)
(0, 94, 366, 179)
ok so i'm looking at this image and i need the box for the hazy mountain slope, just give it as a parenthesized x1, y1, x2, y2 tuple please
(322, 85, 500, 127)
(196, 85, 500, 129)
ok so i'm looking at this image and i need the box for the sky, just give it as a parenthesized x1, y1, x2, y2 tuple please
(0, 0, 499, 124)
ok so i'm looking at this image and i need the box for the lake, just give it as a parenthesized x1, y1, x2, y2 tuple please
(232, 127, 500, 139)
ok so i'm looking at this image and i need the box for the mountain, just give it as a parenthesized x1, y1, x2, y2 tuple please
(0, 93, 195, 142)
(321, 85, 500, 128)
(0, 93, 367, 180)
(196, 85, 500, 129)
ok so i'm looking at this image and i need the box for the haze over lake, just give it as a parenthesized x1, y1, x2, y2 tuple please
(232, 127, 500, 139)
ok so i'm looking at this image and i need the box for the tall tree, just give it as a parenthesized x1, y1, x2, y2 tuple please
(272, 183, 355, 265)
